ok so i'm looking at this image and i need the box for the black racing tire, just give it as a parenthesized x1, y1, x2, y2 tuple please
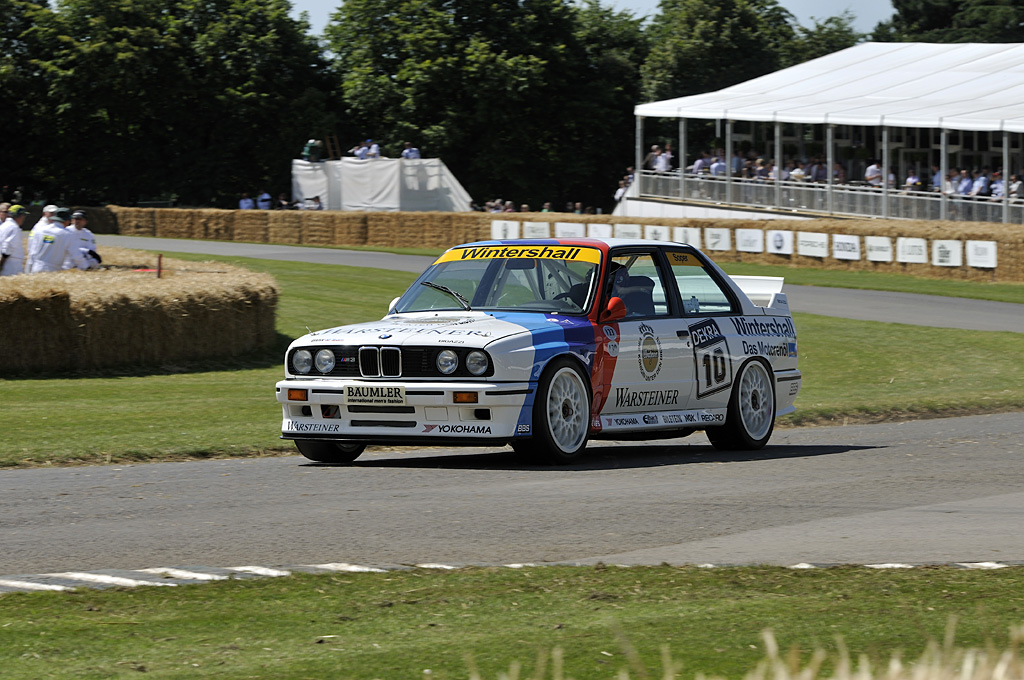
(295, 440, 366, 464)
(528, 358, 592, 465)
(706, 359, 776, 451)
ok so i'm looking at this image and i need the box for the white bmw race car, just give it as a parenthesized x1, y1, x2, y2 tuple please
(276, 238, 801, 464)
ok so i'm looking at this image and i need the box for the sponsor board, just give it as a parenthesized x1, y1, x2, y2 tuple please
(636, 323, 663, 381)
(521, 221, 551, 238)
(832, 234, 861, 260)
(865, 236, 893, 262)
(766, 230, 794, 255)
(966, 240, 998, 269)
(422, 423, 493, 435)
(490, 220, 519, 240)
(644, 225, 671, 241)
(896, 237, 928, 263)
(438, 245, 600, 264)
(614, 223, 642, 239)
(736, 229, 765, 253)
(553, 221, 586, 238)
(673, 226, 702, 249)
(587, 223, 613, 238)
(705, 228, 731, 251)
(284, 421, 341, 433)
(797, 232, 829, 258)
(346, 385, 406, 405)
(689, 318, 733, 399)
(932, 240, 963, 267)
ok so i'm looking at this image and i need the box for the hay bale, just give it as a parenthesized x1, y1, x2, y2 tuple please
(268, 211, 304, 244)
(232, 210, 269, 243)
(300, 211, 334, 245)
(108, 206, 156, 236)
(153, 208, 196, 239)
(198, 209, 234, 240)
(331, 212, 368, 246)
(0, 251, 278, 374)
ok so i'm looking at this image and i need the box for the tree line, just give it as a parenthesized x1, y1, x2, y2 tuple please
(1, 0, 1015, 211)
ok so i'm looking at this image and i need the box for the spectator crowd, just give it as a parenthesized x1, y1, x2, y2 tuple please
(0, 203, 102, 277)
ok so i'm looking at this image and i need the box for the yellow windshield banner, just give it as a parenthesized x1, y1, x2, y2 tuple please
(436, 245, 602, 264)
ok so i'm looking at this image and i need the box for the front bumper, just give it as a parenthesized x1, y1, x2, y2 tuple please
(276, 378, 533, 446)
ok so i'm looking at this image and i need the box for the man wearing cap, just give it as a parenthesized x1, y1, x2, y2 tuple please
(28, 207, 86, 273)
(0, 204, 28, 276)
(365, 138, 380, 159)
(26, 203, 58, 271)
(64, 210, 101, 270)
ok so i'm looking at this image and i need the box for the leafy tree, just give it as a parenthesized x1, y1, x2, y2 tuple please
(787, 11, 864, 66)
(640, 0, 797, 103)
(872, 0, 1024, 42)
(326, 0, 648, 209)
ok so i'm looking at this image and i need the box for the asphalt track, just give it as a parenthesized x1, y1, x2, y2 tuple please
(97, 234, 1024, 332)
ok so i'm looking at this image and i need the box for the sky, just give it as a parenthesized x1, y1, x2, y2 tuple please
(289, 0, 895, 35)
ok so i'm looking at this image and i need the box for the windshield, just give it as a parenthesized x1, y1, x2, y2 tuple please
(393, 244, 602, 315)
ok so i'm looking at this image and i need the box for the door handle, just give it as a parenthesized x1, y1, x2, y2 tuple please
(676, 329, 690, 338)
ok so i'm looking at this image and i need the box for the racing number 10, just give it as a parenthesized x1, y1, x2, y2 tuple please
(695, 340, 733, 398)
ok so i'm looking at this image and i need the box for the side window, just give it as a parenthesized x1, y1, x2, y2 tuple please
(666, 250, 735, 315)
(608, 252, 671, 318)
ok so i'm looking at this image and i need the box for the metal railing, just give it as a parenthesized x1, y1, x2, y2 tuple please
(636, 171, 1023, 223)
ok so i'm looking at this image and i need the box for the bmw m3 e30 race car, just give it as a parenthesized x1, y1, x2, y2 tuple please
(276, 238, 801, 465)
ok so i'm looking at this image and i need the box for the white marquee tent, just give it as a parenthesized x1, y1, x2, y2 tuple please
(635, 42, 1024, 132)
(292, 157, 474, 212)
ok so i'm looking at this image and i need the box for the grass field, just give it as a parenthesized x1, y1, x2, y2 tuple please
(2, 253, 1023, 467)
(1, 566, 1023, 679)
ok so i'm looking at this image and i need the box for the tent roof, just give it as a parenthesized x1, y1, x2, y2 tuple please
(634, 42, 1024, 133)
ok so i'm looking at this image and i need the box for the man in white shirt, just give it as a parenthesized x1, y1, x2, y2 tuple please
(64, 210, 101, 270)
(26, 203, 58, 271)
(401, 141, 421, 159)
(0, 204, 28, 276)
(864, 160, 883, 187)
(29, 207, 86, 273)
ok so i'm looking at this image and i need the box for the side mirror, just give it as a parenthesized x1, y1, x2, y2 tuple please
(600, 296, 627, 323)
(387, 296, 401, 314)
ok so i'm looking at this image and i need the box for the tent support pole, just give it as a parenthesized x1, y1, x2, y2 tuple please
(774, 122, 782, 210)
(882, 126, 890, 218)
(726, 119, 734, 205)
(827, 124, 835, 215)
(940, 129, 948, 221)
(635, 116, 644, 197)
(680, 118, 687, 202)
(1003, 130, 1010, 223)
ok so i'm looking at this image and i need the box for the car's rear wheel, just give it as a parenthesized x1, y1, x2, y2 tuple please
(524, 358, 591, 465)
(706, 359, 775, 451)
(295, 440, 366, 464)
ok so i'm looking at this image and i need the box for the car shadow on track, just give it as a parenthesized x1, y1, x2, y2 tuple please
(302, 441, 882, 471)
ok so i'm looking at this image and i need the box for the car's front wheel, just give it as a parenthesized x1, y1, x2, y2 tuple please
(527, 358, 591, 465)
(706, 359, 775, 451)
(294, 440, 366, 464)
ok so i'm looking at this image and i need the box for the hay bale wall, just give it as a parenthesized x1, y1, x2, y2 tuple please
(101, 207, 1024, 282)
(0, 249, 277, 374)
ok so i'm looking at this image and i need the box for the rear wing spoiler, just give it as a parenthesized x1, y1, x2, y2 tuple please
(729, 275, 789, 310)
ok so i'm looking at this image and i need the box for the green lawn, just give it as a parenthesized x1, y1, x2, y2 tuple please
(1, 566, 1022, 679)
(2, 253, 1022, 467)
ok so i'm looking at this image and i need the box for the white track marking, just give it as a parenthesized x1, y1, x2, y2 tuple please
(45, 572, 175, 587)
(138, 568, 228, 581)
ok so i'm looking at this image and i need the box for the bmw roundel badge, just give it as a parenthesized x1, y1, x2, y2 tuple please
(379, 334, 392, 339)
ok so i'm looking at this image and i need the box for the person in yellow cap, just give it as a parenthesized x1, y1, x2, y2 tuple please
(0, 204, 28, 276)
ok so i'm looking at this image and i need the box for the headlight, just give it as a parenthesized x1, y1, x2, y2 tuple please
(291, 349, 312, 374)
(466, 351, 489, 376)
(314, 349, 336, 373)
(436, 349, 458, 375)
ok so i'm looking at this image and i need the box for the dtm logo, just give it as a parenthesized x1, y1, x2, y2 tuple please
(422, 424, 493, 434)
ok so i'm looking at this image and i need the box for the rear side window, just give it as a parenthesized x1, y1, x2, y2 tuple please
(666, 250, 735, 315)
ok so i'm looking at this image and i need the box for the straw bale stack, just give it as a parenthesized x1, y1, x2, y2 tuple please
(153, 208, 196, 239)
(449, 212, 491, 243)
(299, 211, 335, 245)
(268, 211, 304, 245)
(197, 209, 234, 241)
(0, 248, 278, 374)
(108, 206, 156, 236)
(365, 211, 453, 248)
(233, 210, 269, 243)
(331, 212, 369, 246)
